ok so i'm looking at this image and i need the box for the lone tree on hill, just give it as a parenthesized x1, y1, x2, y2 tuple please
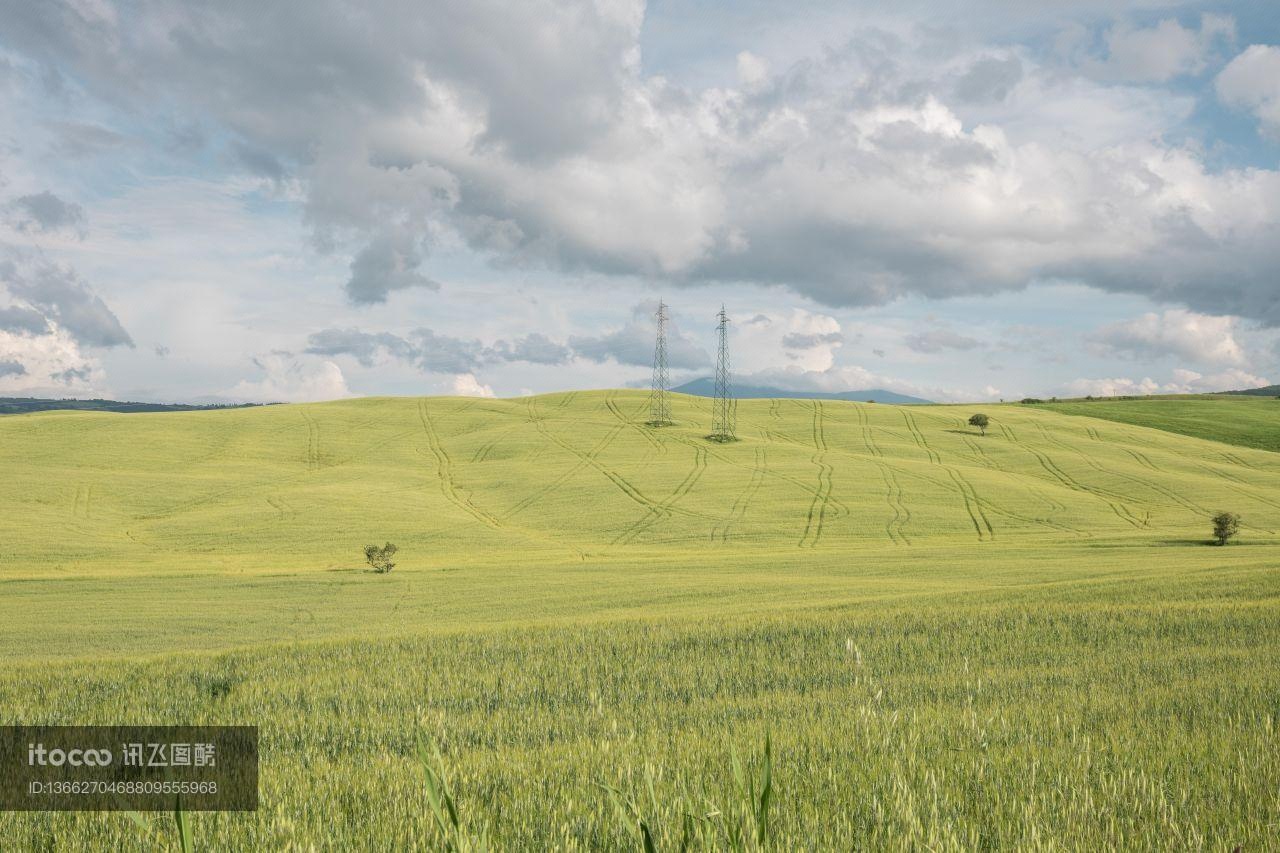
(364, 542, 398, 573)
(1212, 512, 1240, 546)
(968, 413, 990, 435)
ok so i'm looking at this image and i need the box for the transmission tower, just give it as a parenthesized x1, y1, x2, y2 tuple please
(648, 300, 673, 426)
(709, 305, 737, 442)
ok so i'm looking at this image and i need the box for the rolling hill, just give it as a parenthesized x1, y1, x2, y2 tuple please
(3, 391, 1277, 586)
(1, 391, 1278, 848)
(1043, 395, 1280, 453)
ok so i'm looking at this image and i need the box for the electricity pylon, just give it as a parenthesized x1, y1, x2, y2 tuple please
(709, 305, 737, 442)
(647, 300, 673, 426)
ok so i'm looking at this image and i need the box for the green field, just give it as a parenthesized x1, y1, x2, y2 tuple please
(1, 392, 1277, 848)
(1044, 394, 1280, 453)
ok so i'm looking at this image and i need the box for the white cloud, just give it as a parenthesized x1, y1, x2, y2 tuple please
(0, 325, 103, 394)
(8, 4, 1279, 324)
(736, 51, 770, 89)
(450, 373, 494, 397)
(1064, 367, 1269, 397)
(1216, 44, 1280, 138)
(225, 353, 352, 403)
(1089, 309, 1246, 366)
(1095, 15, 1234, 83)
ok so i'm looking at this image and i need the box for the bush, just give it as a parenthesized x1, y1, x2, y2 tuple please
(1020, 398, 1044, 404)
(364, 542, 399, 573)
(1211, 513, 1240, 546)
(968, 413, 990, 435)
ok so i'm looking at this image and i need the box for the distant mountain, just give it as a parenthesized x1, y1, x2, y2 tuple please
(672, 378, 930, 405)
(0, 397, 271, 415)
(1223, 385, 1280, 397)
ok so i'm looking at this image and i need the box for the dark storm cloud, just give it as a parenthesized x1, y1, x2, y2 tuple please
(490, 332, 572, 365)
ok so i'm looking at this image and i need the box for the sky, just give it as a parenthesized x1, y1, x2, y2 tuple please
(0, 0, 1278, 404)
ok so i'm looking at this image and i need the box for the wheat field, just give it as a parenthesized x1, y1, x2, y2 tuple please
(1, 392, 1277, 848)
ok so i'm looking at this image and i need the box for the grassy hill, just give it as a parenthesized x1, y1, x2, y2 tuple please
(1042, 395, 1280, 453)
(1, 391, 1277, 847)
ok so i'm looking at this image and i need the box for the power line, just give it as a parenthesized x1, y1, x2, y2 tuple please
(647, 300, 672, 426)
(709, 305, 737, 442)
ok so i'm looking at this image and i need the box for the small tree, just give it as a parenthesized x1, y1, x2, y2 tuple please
(968, 413, 990, 435)
(364, 542, 398, 573)
(1211, 512, 1240, 546)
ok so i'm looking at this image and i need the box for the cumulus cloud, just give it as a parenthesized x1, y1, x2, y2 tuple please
(569, 302, 709, 369)
(1094, 15, 1234, 83)
(305, 325, 573, 373)
(0, 325, 104, 393)
(344, 229, 441, 304)
(7, 2, 1278, 324)
(450, 373, 494, 397)
(7, 190, 87, 236)
(0, 304, 49, 335)
(225, 353, 352, 403)
(1088, 309, 1246, 365)
(1064, 366, 1269, 398)
(904, 328, 983, 354)
(1216, 44, 1280, 138)
(953, 55, 1022, 102)
(782, 331, 843, 350)
(0, 256, 132, 348)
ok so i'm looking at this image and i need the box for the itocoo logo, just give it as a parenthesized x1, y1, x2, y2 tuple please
(27, 743, 113, 767)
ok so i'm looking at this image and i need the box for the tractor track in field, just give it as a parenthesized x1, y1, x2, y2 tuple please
(853, 404, 911, 544)
(515, 394, 709, 523)
(614, 444, 708, 545)
(606, 394, 663, 453)
(901, 410, 942, 465)
(711, 447, 767, 543)
(1030, 422, 1228, 527)
(500, 399, 626, 519)
(470, 425, 521, 464)
(798, 401, 835, 548)
(901, 410, 992, 541)
(999, 423, 1146, 529)
(301, 410, 321, 471)
(265, 496, 294, 521)
(1124, 448, 1161, 471)
(418, 399, 502, 530)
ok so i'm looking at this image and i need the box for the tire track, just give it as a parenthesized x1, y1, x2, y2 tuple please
(614, 445, 708, 544)
(605, 393, 663, 453)
(418, 399, 501, 529)
(900, 410, 941, 465)
(902, 409, 994, 541)
(711, 447, 767, 543)
(1000, 423, 1145, 529)
(300, 410, 321, 471)
(798, 401, 835, 548)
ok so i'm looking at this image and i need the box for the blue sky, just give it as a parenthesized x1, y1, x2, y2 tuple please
(0, 0, 1277, 403)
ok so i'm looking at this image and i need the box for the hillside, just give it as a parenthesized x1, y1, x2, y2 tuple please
(674, 378, 930, 404)
(3, 391, 1277, 586)
(1042, 395, 1280, 453)
(2, 390, 1278, 848)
